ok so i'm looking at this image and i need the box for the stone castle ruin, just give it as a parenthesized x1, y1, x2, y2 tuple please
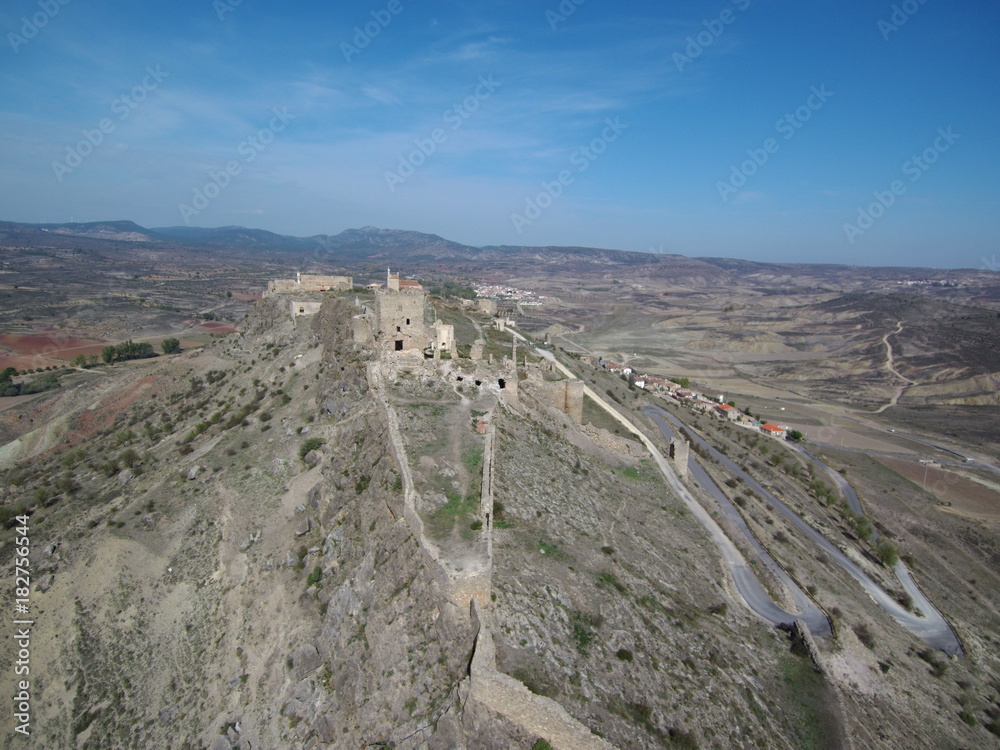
(266, 272, 353, 295)
(352, 269, 456, 357)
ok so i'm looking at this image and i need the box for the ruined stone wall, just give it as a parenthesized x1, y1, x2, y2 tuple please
(289, 299, 322, 318)
(266, 274, 352, 295)
(468, 603, 616, 750)
(374, 289, 430, 351)
(369, 360, 490, 611)
(565, 379, 584, 423)
(351, 314, 373, 346)
(434, 320, 456, 355)
(669, 437, 690, 476)
(298, 274, 352, 291)
(529, 379, 584, 423)
(266, 279, 298, 295)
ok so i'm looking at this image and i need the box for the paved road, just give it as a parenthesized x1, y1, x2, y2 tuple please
(645, 409, 831, 635)
(521, 338, 832, 633)
(648, 406, 963, 655)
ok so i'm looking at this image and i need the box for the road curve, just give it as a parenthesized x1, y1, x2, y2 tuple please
(522, 340, 831, 633)
(875, 321, 917, 414)
(648, 406, 962, 656)
(645, 409, 831, 635)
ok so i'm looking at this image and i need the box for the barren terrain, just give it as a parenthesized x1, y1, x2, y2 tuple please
(0, 222, 999, 748)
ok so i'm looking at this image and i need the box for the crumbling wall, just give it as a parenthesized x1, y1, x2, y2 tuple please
(468, 603, 616, 750)
(528, 379, 584, 423)
(668, 437, 690, 475)
(289, 299, 322, 318)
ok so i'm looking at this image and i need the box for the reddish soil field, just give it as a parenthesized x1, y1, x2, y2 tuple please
(0, 334, 107, 355)
(0, 354, 62, 370)
(0, 334, 109, 368)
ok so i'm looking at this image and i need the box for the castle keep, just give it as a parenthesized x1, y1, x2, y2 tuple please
(353, 269, 455, 357)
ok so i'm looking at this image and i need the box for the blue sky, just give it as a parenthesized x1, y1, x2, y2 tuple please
(1, 0, 997, 268)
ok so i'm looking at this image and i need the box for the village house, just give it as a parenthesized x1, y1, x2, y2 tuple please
(760, 423, 788, 439)
(715, 403, 740, 422)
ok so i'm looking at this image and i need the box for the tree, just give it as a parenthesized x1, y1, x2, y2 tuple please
(101, 346, 115, 364)
(787, 429, 804, 443)
(161, 338, 181, 354)
(674, 376, 691, 388)
(852, 515, 874, 542)
(876, 540, 899, 567)
(73, 353, 87, 368)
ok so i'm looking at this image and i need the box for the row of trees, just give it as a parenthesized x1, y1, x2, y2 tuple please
(101, 340, 156, 364)
(1, 366, 60, 397)
(99, 338, 182, 365)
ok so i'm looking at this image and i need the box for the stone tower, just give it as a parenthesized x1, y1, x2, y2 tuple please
(669, 438, 690, 476)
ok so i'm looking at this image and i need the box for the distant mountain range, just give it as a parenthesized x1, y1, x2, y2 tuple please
(0, 219, 995, 282)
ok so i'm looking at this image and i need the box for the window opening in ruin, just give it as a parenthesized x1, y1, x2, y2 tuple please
(395, 340, 404, 351)
(498, 378, 506, 389)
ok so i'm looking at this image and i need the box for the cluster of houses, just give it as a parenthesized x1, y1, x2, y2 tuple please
(592, 358, 791, 440)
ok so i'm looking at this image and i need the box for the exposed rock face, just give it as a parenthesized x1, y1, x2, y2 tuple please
(311, 296, 368, 419)
(7, 292, 994, 750)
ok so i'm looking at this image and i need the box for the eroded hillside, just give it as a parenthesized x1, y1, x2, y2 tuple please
(1, 292, 997, 750)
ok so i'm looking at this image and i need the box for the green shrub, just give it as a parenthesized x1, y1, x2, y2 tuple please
(305, 566, 323, 588)
(299, 437, 324, 460)
(615, 648, 634, 662)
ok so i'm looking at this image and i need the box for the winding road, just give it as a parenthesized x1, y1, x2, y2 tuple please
(516, 335, 832, 634)
(648, 406, 962, 655)
(875, 321, 916, 414)
(516, 333, 961, 652)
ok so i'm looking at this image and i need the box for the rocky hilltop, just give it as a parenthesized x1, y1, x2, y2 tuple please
(0, 291, 996, 749)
